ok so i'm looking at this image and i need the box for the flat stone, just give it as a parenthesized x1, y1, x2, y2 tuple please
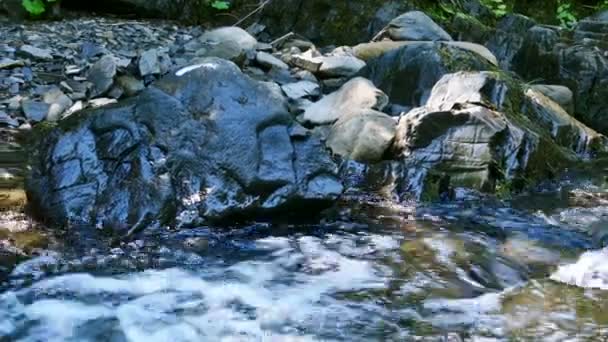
(17, 45, 53, 61)
(21, 100, 50, 122)
(281, 81, 321, 100)
(256, 51, 289, 70)
(88, 55, 117, 97)
(139, 49, 160, 76)
(0, 58, 24, 70)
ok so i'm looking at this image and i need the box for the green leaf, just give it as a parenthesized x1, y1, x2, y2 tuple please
(211, 1, 230, 10)
(22, 0, 46, 15)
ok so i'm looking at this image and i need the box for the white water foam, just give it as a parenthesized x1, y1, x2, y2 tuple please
(550, 248, 608, 290)
(0, 234, 399, 341)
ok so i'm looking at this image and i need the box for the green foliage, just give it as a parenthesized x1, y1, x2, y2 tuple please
(210, 1, 230, 10)
(481, 0, 509, 17)
(556, 1, 578, 28)
(22, 0, 58, 16)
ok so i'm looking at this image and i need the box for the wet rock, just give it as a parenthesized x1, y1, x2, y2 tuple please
(486, 14, 536, 70)
(392, 71, 607, 198)
(362, 42, 493, 108)
(301, 77, 388, 125)
(327, 109, 396, 163)
(21, 100, 49, 122)
(376, 11, 453, 42)
(27, 58, 343, 231)
(87, 55, 117, 97)
(255, 51, 289, 70)
(16, 45, 53, 61)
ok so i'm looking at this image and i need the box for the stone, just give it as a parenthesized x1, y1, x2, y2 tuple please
(353, 41, 498, 66)
(256, 51, 289, 70)
(362, 42, 493, 108)
(139, 49, 161, 76)
(88, 55, 117, 97)
(486, 14, 536, 70)
(0, 110, 19, 127)
(317, 55, 366, 78)
(327, 109, 396, 163)
(16, 45, 53, 61)
(0, 58, 24, 70)
(43, 87, 73, 122)
(281, 81, 321, 100)
(196, 27, 258, 63)
(391, 71, 607, 199)
(301, 77, 388, 125)
(116, 75, 145, 97)
(27, 58, 343, 231)
(530, 84, 574, 114)
(377, 11, 453, 42)
(21, 100, 50, 122)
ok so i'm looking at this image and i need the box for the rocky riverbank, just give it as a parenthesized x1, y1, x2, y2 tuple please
(1, 3, 608, 282)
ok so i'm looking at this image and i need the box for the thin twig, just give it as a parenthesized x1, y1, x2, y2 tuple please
(270, 32, 295, 47)
(233, 0, 271, 27)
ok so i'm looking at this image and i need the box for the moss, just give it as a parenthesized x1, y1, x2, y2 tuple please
(0, 229, 49, 253)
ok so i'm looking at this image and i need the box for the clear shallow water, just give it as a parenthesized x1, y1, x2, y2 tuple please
(1, 170, 607, 341)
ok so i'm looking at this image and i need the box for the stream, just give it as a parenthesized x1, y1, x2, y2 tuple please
(0, 162, 606, 341)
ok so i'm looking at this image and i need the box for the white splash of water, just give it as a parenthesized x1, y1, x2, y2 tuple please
(0, 234, 399, 341)
(550, 248, 608, 290)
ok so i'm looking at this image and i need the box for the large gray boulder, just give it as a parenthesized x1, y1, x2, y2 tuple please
(362, 42, 494, 108)
(392, 71, 607, 199)
(27, 58, 343, 232)
(375, 11, 453, 42)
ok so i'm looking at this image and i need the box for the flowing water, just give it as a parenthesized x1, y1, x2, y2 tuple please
(0, 163, 607, 341)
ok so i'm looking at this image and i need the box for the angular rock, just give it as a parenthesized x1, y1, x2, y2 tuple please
(318, 55, 366, 78)
(27, 58, 343, 231)
(486, 14, 536, 70)
(377, 11, 453, 42)
(139, 49, 161, 76)
(21, 100, 50, 122)
(392, 71, 607, 199)
(301, 77, 388, 125)
(88, 55, 117, 97)
(17, 45, 53, 61)
(281, 81, 321, 100)
(327, 110, 396, 163)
